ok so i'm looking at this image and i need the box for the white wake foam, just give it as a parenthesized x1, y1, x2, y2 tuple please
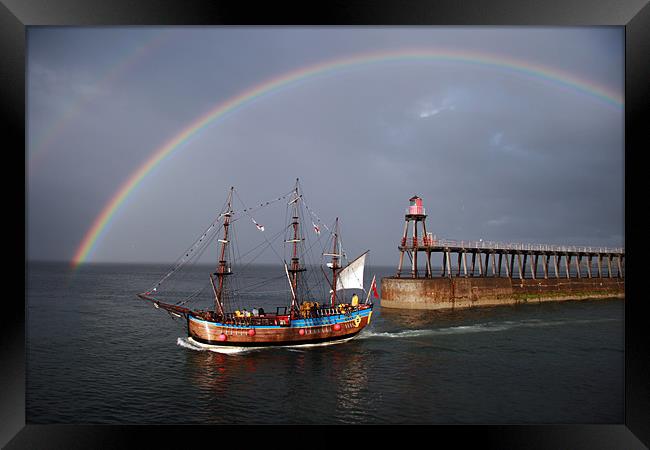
(176, 334, 360, 354)
(359, 318, 619, 340)
(176, 337, 260, 355)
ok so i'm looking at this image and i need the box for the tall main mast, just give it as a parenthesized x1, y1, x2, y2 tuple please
(213, 187, 234, 316)
(330, 218, 340, 306)
(286, 179, 305, 316)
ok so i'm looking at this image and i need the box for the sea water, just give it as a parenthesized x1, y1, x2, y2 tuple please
(26, 261, 623, 424)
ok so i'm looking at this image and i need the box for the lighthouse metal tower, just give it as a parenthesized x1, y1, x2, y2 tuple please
(396, 195, 433, 278)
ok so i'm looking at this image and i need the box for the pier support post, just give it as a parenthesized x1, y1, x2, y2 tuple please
(553, 254, 560, 278)
(607, 255, 612, 278)
(542, 254, 549, 279)
(441, 251, 446, 277)
(504, 253, 511, 278)
(517, 253, 523, 280)
(620, 255, 625, 278)
(445, 249, 451, 278)
(522, 254, 528, 279)
(462, 251, 468, 277)
(575, 255, 582, 279)
(616, 255, 623, 278)
(586, 255, 592, 278)
(530, 253, 536, 280)
(564, 253, 571, 278)
(498, 253, 503, 277)
(471, 252, 476, 277)
(597, 254, 603, 278)
(491, 252, 497, 277)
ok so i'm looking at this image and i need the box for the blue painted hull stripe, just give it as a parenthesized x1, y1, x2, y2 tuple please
(188, 309, 372, 329)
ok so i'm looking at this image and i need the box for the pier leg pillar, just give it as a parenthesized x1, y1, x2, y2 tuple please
(483, 253, 490, 277)
(504, 253, 511, 278)
(445, 250, 451, 278)
(426, 251, 432, 278)
(564, 253, 571, 278)
(508, 253, 515, 278)
(530, 253, 537, 280)
(498, 253, 503, 277)
(441, 252, 447, 277)
(542, 254, 548, 279)
(471, 252, 476, 277)
(522, 254, 528, 279)
(462, 251, 468, 277)
(553, 254, 559, 278)
(586, 255, 592, 278)
(491, 253, 497, 277)
(616, 255, 622, 278)
(457, 252, 462, 277)
(481, 253, 490, 277)
(478, 252, 484, 277)
(621, 255, 625, 278)
(598, 254, 603, 278)
(607, 255, 612, 278)
(517, 253, 523, 280)
(575, 255, 582, 279)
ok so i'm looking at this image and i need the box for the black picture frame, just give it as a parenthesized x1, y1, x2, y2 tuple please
(4, 0, 648, 447)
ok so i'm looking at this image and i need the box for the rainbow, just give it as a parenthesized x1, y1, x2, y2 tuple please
(71, 47, 623, 267)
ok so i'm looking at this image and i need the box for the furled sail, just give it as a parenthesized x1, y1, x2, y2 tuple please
(335, 251, 368, 291)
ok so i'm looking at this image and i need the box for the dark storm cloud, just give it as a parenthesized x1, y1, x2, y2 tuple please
(27, 27, 623, 265)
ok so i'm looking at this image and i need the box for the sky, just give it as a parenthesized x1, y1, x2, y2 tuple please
(26, 27, 624, 267)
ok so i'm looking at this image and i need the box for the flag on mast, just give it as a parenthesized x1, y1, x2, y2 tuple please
(252, 218, 264, 231)
(370, 275, 379, 298)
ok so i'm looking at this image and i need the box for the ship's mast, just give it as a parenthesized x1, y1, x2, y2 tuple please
(287, 179, 305, 317)
(330, 217, 340, 307)
(213, 186, 234, 316)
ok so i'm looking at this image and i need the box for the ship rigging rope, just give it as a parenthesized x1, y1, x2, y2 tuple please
(152, 231, 219, 301)
(221, 188, 298, 312)
(299, 194, 350, 300)
(175, 285, 208, 306)
(233, 189, 288, 266)
(233, 226, 288, 270)
(147, 191, 234, 293)
(228, 188, 295, 225)
(147, 217, 224, 294)
(288, 185, 328, 304)
(146, 185, 346, 307)
(147, 189, 292, 294)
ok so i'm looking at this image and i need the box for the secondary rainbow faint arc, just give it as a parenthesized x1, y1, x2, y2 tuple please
(30, 30, 173, 170)
(70, 48, 623, 268)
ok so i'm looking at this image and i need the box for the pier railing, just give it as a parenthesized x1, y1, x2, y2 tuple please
(401, 237, 624, 255)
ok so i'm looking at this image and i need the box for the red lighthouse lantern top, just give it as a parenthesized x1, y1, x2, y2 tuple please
(408, 195, 425, 215)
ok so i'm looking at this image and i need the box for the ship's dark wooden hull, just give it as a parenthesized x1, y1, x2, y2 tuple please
(187, 306, 373, 347)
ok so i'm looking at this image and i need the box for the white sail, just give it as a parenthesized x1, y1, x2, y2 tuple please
(335, 251, 368, 291)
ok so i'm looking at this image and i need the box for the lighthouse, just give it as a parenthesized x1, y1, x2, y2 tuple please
(397, 195, 433, 278)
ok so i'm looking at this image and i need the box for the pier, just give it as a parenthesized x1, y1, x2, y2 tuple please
(381, 195, 625, 310)
(398, 238, 624, 280)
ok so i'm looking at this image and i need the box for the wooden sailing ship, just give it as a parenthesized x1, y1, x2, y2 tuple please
(137, 179, 376, 350)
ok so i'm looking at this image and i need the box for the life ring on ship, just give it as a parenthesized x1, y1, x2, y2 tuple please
(353, 315, 362, 327)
